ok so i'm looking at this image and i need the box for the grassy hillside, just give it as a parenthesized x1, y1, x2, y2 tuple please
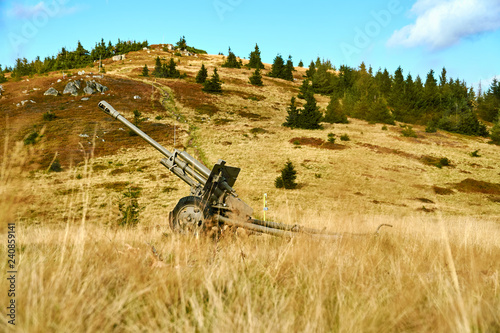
(0, 45, 499, 332)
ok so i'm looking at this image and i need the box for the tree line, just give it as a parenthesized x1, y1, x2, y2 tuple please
(285, 59, 499, 138)
(1, 39, 148, 79)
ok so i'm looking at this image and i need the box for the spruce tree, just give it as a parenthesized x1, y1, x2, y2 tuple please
(141, 64, 149, 77)
(282, 55, 294, 81)
(298, 79, 313, 99)
(153, 56, 162, 77)
(305, 61, 316, 79)
(297, 91, 322, 129)
(275, 161, 297, 189)
(324, 96, 348, 124)
(298, 60, 304, 67)
(249, 67, 263, 86)
(283, 97, 299, 128)
(490, 120, 500, 145)
(167, 58, 180, 78)
(222, 47, 241, 68)
(195, 64, 208, 84)
(268, 54, 285, 78)
(247, 44, 264, 69)
(176, 36, 187, 50)
(202, 68, 222, 93)
(0, 65, 7, 83)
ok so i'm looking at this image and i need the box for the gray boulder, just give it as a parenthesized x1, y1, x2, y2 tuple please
(63, 82, 78, 96)
(73, 79, 81, 90)
(83, 86, 95, 95)
(44, 87, 59, 96)
(95, 82, 108, 93)
(86, 80, 96, 90)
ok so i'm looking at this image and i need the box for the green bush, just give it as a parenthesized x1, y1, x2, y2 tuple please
(340, 134, 350, 141)
(49, 159, 62, 172)
(401, 125, 417, 138)
(425, 121, 437, 133)
(43, 111, 56, 121)
(118, 186, 142, 227)
(470, 149, 481, 157)
(24, 131, 39, 145)
(275, 161, 297, 189)
(327, 133, 336, 143)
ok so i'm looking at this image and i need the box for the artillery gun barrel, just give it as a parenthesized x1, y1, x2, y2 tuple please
(98, 101, 174, 160)
(98, 101, 209, 186)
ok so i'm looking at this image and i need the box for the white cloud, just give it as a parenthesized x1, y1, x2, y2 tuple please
(7, 1, 80, 19)
(387, 0, 500, 50)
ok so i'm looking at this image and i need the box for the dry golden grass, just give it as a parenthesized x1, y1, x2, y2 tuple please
(1, 47, 500, 332)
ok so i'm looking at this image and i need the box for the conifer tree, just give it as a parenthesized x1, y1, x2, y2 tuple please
(222, 47, 241, 68)
(389, 66, 405, 120)
(249, 67, 263, 86)
(283, 97, 299, 128)
(298, 90, 322, 129)
(0, 65, 7, 83)
(298, 60, 304, 67)
(490, 119, 500, 145)
(167, 58, 180, 78)
(424, 69, 439, 109)
(176, 36, 187, 50)
(282, 55, 294, 81)
(298, 79, 313, 99)
(202, 68, 222, 93)
(324, 96, 348, 124)
(195, 64, 208, 84)
(141, 64, 149, 77)
(247, 44, 264, 69)
(268, 54, 285, 78)
(305, 61, 316, 79)
(153, 56, 162, 77)
(275, 161, 297, 189)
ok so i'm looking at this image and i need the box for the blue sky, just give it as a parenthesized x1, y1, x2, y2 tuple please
(1, 0, 499, 92)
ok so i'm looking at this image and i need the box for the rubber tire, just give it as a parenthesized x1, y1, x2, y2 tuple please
(169, 196, 211, 234)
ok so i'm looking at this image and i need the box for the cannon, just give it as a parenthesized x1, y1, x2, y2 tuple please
(98, 101, 391, 238)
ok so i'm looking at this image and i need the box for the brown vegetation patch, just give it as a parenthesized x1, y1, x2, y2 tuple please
(195, 104, 218, 116)
(489, 196, 500, 203)
(163, 80, 218, 112)
(290, 137, 346, 150)
(110, 168, 127, 176)
(420, 155, 453, 168)
(414, 198, 435, 204)
(0, 75, 172, 170)
(433, 186, 454, 195)
(417, 206, 436, 213)
(214, 118, 233, 125)
(250, 127, 268, 135)
(453, 178, 500, 195)
(359, 143, 417, 159)
(97, 181, 131, 191)
(237, 110, 270, 120)
(225, 90, 266, 101)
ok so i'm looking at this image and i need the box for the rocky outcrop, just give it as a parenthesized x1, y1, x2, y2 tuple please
(50, 79, 108, 98)
(63, 81, 79, 96)
(94, 81, 108, 93)
(73, 79, 81, 90)
(44, 87, 59, 96)
(83, 86, 95, 95)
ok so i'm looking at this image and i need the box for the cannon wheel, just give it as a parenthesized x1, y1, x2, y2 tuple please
(169, 196, 212, 234)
